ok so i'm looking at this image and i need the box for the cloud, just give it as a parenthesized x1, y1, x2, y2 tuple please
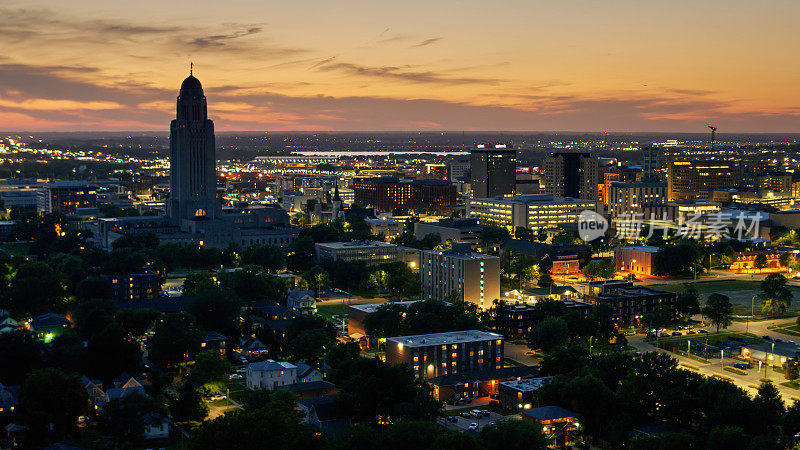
(412, 37, 443, 48)
(314, 62, 502, 85)
(187, 26, 263, 48)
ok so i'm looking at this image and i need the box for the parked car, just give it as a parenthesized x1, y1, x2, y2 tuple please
(687, 330, 696, 335)
(789, 341, 797, 345)
(659, 332, 670, 337)
(461, 412, 471, 418)
(470, 410, 482, 418)
(447, 416, 458, 423)
(775, 338, 784, 343)
(236, 367, 247, 374)
(228, 373, 243, 380)
(647, 333, 656, 339)
(698, 330, 708, 333)
(209, 394, 226, 401)
(468, 423, 478, 431)
(763, 335, 773, 341)
(481, 410, 491, 417)
(733, 362, 752, 370)
(672, 331, 682, 336)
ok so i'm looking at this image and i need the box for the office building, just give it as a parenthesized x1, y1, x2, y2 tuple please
(419, 242, 500, 309)
(607, 181, 667, 218)
(37, 182, 97, 214)
(666, 160, 736, 201)
(414, 218, 484, 246)
(468, 194, 600, 230)
(585, 280, 676, 323)
(315, 240, 404, 265)
(470, 144, 516, 198)
(542, 152, 598, 200)
(352, 177, 456, 212)
(497, 300, 591, 339)
(614, 245, 658, 275)
(364, 218, 403, 241)
(385, 330, 504, 378)
(448, 158, 471, 182)
(101, 270, 161, 301)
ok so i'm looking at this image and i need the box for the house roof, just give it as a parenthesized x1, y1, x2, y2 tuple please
(31, 312, 71, 329)
(115, 296, 194, 313)
(298, 395, 346, 422)
(240, 336, 267, 350)
(429, 366, 540, 387)
(204, 331, 228, 343)
(252, 301, 289, 317)
(522, 405, 578, 421)
(248, 360, 296, 372)
(294, 361, 317, 379)
(287, 290, 315, 303)
(106, 385, 146, 401)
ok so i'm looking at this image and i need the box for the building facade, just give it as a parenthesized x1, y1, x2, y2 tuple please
(667, 160, 736, 201)
(470, 144, 516, 198)
(385, 330, 504, 379)
(542, 152, 598, 200)
(419, 242, 500, 309)
(315, 240, 404, 265)
(468, 194, 600, 230)
(352, 177, 456, 212)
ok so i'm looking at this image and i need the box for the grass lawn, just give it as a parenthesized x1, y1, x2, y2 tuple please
(503, 358, 523, 367)
(769, 323, 800, 337)
(781, 381, 800, 390)
(649, 280, 800, 315)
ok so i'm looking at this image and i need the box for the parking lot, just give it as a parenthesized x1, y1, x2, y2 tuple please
(438, 411, 509, 433)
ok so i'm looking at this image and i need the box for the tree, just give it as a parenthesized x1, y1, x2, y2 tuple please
(147, 312, 204, 368)
(479, 225, 510, 252)
(72, 297, 117, 339)
(652, 244, 698, 276)
(116, 308, 159, 339)
(675, 285, 701, 319)
(171, 380, 208, 422)
(86, 322, 142, 383)
(188, 288, 241, 339)
(190, 350, 231, 385)
(8, 261, 64, 315)
(303, 265, 330, 297)
(183, 271, 218, 295)
(74, 275, 112, 300)
(18, 368, 90, 441)
(702, 293, 734, 333)
(242, 244, 286, 272)
(0, 329, 44, 385)
(754, 253, 768, 272)
(785, 359, 800, 381)
(478, 420, 548, 450)
(760, 273, 793, 315)
(98, 393, 167, 447)
(527, 317, 569, 353)
(514, 226, 533, 240)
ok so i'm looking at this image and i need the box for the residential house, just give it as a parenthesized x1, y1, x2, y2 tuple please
(30, 312, 72, 342)
(286, 290, 316, 315)
(143, 413, 171, 440)
(297, 395, 350, 437)
(521, 406, 581, 448)
(0, 383, 19, 415)
(246, 360, 297, 390)
(295, 361, 324, 384)
(239, 336, 269, 360)
(201, 331, 228, 355)
(81, 376, 106, 405)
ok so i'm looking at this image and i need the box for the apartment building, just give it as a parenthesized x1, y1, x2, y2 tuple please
(419, 242, 500, 309)
(385, 330, 504, 379)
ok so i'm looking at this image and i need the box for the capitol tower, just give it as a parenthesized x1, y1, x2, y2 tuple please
(168, 70, 219, 223)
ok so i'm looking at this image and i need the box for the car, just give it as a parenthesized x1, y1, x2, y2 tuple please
(659, 332, 670, 337)
(461, 412, 471, 418)
(468, 423, 478, 431)
(790, 341, 797, 345)
(236, 367, 247, 374)
(228, 373, 243, 380)
(698, 330, 708, 333)
(625, 330, 636, 336)
(672, 331, 682, 336)
(763, 335, 773, 340)
(447, 416, 458, 423)
(733, 362, 752, 370)
(775, 338, 784, 343)
(470, 409, 482, 418)
(646, 333, 656, 339)
(481, 410, 491, 417)
(209, 394, 226, 401)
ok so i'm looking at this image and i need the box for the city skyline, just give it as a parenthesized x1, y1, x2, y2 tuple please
(1, 0, 799, 133)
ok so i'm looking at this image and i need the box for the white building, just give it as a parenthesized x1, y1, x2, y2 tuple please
(246, 360, 297, 390)
(467, 194, 600, 230)
(419, 242, 500, 310)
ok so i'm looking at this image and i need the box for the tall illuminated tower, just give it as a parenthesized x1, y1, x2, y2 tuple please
(168, 71, 219, 222)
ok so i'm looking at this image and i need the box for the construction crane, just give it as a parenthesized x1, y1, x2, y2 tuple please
(708, 125, 717, 150)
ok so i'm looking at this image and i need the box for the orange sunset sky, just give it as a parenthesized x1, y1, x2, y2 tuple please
(1, 0, 798, 132)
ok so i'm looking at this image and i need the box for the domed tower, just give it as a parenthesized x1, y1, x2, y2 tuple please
(168, 70, 219, 223)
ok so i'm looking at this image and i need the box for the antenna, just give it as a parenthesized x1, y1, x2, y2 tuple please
(190, 62, 193, 76)
(707, 125, 717, 150)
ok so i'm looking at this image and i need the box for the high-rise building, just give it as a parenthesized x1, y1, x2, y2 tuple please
(385, 330, 504, 379)
(470, 144, 516, 198)
(467, 194, 600, 230)
(542, 152, 598, 200)
(607, 181, 668, 219)
(666, 160, 736, 201)
(352, 177, 456, 212)
(168, 73, 219, 223)
(419, 242, 500, 309)
(37, 182, 97, 214)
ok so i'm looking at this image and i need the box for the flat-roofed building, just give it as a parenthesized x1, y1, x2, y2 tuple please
(614, 245, 659, 276)
(347, 300, 424, 340)
(414, 218, 484, 246)
(37, 181, 98, 214)
(468, 194, 600, 230)
(498, 377, 552, 411)
(385, 330, 504, 379)
(419, 242, 500, 309)
(667, 160, 736, 201)
(315, 240, 403, 265)
(585, 280, 676, 323)
(364, 218, 403, 241)
(542, 152, 598, 200)
(608, 181, 668, 219)
(470, 144, 516, 198)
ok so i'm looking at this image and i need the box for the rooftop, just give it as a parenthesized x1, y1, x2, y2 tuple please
(248, 360, 296, 372)
(315, 240, 397, 249)
(499, 377, 553, 392)
(349, 300, 423, 314)
(471, 194, 596, 204)
(620, 245, 660, 253)
(386, 330, 503, 348)
(522, 405, 579, 422)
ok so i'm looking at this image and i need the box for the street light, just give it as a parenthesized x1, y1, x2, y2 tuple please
(747, 295, 757, 332)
